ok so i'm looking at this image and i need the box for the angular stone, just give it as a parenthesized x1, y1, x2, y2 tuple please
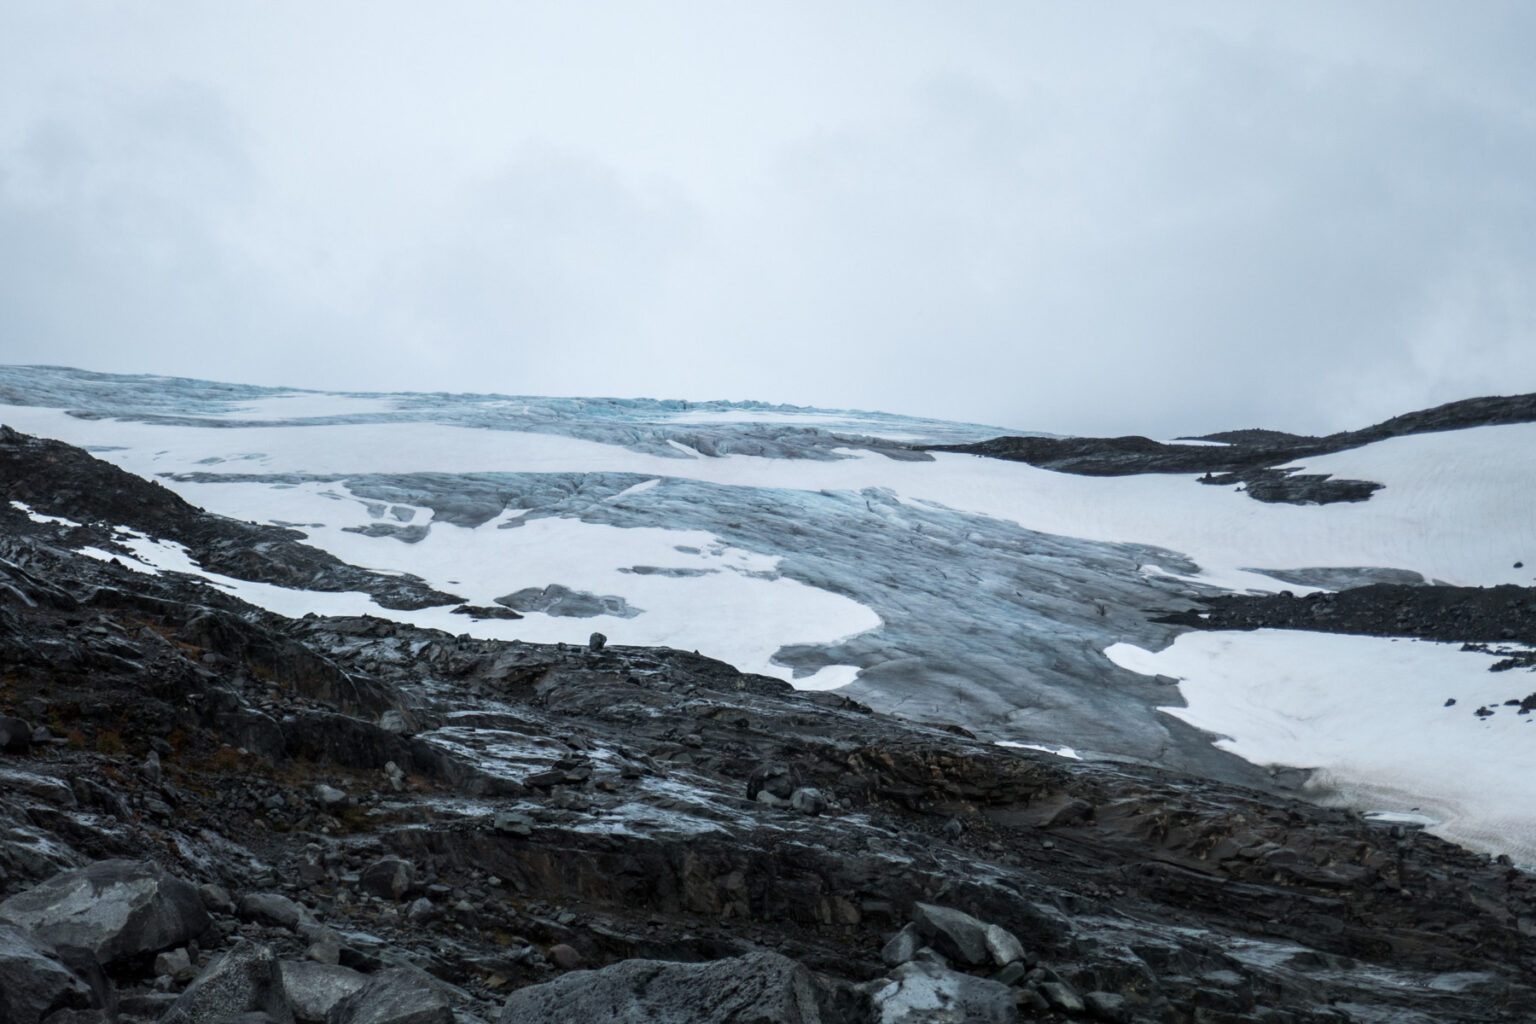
(241, 892, 315, 931)
(1084, 989, 1130, 1023)
(789, 787, 827, 815)
(881, 923, 922, 967)
(325, 966, 451, 1024)
(161, 940, 295, 1024)
(314, 784, 349, 809)
(0, 859, 208, 966)
(1037, 981, 1084, 1014)
(155, 947, 197, 982)
(281, 961, 368, 1023)
(357, 858, 414, 901)
(912, 902, 1025, 967)
(499, 951, 829, 1023)
(981, 923, 1026, 967)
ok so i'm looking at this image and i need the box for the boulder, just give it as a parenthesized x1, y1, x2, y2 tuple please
(0, 922, 98, 1024)
(546, 943, 582, 970)
(868, 960, 1017, 1024)
(0, 715, 32, 754)
(789, 787, 828, 815)
(241, 892, 312, 931)
(746, 763, 802, 803)
(313, 784, 350, 809)
(358, 858, 415, 901)
(910, 903, 1024, 968)
(0, 859, 207, 965)
(499, 951, 831, 1023)
(155, 947, 198, 982)
(1084, 990, 1131, 1023)
(1038, 981, 1084, 1014)
(324, 966, 451, 1024)
(161, 940, 295, 1024)
(281, 961, 369, 1023)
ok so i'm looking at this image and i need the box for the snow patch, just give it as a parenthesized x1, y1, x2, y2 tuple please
(996, 741, 1082, 760)
(1107, 629, 1536, 864)
(9, 501, 81, 527)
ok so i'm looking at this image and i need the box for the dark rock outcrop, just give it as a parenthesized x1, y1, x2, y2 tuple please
(0, 922, 98, 1024)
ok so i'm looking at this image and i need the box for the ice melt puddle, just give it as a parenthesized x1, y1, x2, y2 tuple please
(1106, 629, 1536, 863)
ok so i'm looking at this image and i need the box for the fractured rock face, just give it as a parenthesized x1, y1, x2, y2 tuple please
(498, 951, 832, 1024)
(0, 922, 98, 1024)
(0, 859, 208, 966)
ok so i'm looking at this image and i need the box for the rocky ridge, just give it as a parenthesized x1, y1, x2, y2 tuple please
(1, 436, 1535, 1021)
(923, 392, 1536, 505)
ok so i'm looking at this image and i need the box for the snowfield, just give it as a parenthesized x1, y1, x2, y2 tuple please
(1109, 630, 1536, 863)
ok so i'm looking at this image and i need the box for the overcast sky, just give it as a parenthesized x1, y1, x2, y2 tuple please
(1, 2, 1532, 436)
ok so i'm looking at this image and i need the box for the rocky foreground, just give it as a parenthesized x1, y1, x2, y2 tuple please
(3, 434, 1536, 1023)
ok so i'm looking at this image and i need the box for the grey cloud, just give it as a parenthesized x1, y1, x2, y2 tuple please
(369, 148, 700, 386)
(0, 4, 1532, 438)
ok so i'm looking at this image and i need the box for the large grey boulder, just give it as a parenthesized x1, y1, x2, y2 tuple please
(910, 903, 1025, 968)
(0, 859, 208, 965)
(0, 922, 98, 1024)
(358, 858, 415, 901)
(868, 961, 1018, 1024)
(499, 951, 830, 1023)
(241, 892, 312, 930)
(161, 940, 295, 1024)
(324, 965, 451, 1024)
(281, 961, 369, 1022)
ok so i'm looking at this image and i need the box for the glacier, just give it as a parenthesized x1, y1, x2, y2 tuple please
(5, 364, 1536, 860)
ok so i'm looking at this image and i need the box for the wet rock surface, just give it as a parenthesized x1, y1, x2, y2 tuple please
(1, 433, 1535, 1022)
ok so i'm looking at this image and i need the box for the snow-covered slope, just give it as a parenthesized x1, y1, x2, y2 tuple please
(5, 365, 1536, 860)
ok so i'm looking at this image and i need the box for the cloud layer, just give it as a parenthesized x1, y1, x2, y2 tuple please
(2, 1, 1532, 436)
